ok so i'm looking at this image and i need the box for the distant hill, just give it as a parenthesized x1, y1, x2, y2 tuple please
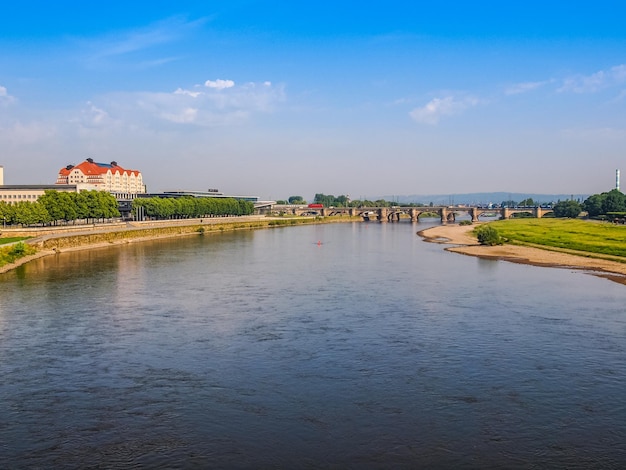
(377, 192, 589, 206)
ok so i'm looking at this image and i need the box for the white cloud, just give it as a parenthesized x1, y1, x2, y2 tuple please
(409, 96, 478, 125)
(95, 80, 284, 127)
(0, 121, 57, 145)
(160, 107, 198, 124)
(80, 101, 111, 127)
(174, 88, 202, 98)
(559, 64, 626, 93)
(83, 16, 206, 68)
(0, 85, 16, 105)
(505, 80, 551, 95)
(205, 79, 235, 90)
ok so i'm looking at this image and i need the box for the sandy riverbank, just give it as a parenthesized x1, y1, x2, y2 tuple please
(418, 223, 626, 284)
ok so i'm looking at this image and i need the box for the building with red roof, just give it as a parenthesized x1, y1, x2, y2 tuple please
(56, 158, 146, 195)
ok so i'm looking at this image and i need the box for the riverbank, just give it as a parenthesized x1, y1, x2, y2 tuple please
(0, 215, 360, 274)
(418, 224, 626, 284)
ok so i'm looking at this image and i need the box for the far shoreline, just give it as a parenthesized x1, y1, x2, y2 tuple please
(418, 224, 626, 285)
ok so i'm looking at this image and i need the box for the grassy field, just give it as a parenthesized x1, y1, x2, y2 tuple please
(484, 218, 626, 258)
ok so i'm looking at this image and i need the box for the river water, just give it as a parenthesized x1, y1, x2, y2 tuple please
(1, 221, 625, 468)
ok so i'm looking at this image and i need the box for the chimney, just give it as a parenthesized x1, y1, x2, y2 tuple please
(617, 169, 621, 192)
(0, 165, 4, 186)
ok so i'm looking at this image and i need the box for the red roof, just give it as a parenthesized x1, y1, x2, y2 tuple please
(58, 160, 141, 177)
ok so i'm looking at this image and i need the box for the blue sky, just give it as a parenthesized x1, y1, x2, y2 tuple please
(1, 1, 625, 200)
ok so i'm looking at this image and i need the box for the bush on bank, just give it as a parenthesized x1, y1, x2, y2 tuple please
(475, 225, 503, 246)
(0, 242, 37, 267)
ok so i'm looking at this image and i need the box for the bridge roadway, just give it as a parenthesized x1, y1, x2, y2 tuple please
(270, 205, 554, 223)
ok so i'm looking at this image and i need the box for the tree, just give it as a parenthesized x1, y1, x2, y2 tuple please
(552, 200, 582, 218)
(74, 192, 90, 221)
(98, 191, 120, 220)
(519, 198, 535, 207)
(38, 190, 64, 224)
(476, 225, 503, 246)
(601, 189, 626, 214)
(288, 196, 306, 204)
(0, 201, 15, 226)
(583, 193, 604, 217)
(313, 193, 335, 207)
(62, 193, 76, 222)
(335, 195, 349, 207)
(32, 202, 51, 225)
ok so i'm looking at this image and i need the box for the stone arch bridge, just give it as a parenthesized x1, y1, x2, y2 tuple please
(271, 205, 553, 223)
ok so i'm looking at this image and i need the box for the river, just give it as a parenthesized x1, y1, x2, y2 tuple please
(1, 221, 625, 468)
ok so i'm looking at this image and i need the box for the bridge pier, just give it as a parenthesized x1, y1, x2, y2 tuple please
(440, 208, 447, 224)
(471, 207, 479, 222)
(440, 208, 456, 224)
(378, 207, 388, 222)
(409, 208, 418, 222)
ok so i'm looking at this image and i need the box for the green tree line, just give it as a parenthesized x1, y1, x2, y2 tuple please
(311, 193, 426, 208)
(583, 188, 626, 218)
(131, 197, 254, 219)
(0, 190, 120, 227)
(518, 189, 626, 219)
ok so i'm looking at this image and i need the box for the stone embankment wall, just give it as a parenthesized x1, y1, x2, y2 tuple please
(36, 219, 274, 251)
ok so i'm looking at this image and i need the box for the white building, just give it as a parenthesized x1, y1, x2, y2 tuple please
(56, 158, 146, 195)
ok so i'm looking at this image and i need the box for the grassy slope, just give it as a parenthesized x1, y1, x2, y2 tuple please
(486, 219, 626, 258)
(0, 237, 30, 245)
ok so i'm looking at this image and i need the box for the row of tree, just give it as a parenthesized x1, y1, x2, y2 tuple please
(131, 196, 254, 219)
(277, 194, 390, 207)
(541, 189, 625, 219)
(0, 190, 120, 227)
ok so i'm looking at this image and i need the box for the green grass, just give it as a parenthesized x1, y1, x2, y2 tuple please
(482, 219, 626, 258)
(0, 237, 30, 245)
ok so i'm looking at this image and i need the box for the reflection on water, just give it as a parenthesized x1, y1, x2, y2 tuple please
(1, 222, 625, 468)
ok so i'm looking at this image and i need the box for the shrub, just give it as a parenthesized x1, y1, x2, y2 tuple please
(0, 241, 37, 267)
(9, 242, 27, 256)
(459, 220, 473, 226)
(475, 225, 503, 246)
